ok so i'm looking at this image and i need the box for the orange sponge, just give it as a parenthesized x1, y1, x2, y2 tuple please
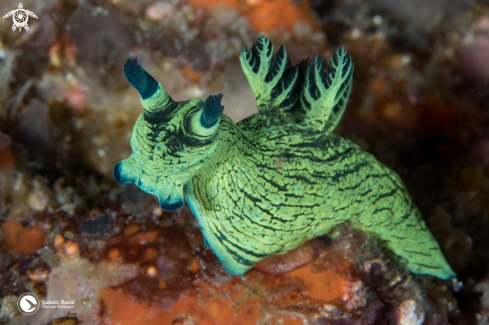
(2, 220, 45, 254)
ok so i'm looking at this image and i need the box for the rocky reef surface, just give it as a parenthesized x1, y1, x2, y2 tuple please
(0, 0, 488, 324)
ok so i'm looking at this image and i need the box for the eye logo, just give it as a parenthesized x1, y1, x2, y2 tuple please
(17, 292, 40, 315)
(2, 3, 38, 32)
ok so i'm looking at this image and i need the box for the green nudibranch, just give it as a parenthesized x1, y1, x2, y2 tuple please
(114, 36, 455, 280)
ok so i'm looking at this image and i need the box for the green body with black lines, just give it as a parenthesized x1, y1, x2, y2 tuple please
(114, 36, 455, 279)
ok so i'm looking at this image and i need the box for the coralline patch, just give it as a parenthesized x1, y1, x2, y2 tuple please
(94, 222, 451, 325)
(114, 35, 454, 280)
(23, 238, 139, 325)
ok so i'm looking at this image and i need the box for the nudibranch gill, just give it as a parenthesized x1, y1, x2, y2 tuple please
(114, 36, 455, 280)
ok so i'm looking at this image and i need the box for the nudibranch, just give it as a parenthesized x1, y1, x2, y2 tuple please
(114, 36, 455, 280)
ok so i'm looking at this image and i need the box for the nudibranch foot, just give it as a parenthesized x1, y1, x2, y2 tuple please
(115, 36, 455, 280)
(253, 239, 322, 274)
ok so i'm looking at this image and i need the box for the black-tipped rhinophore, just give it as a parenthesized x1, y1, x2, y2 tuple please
(201, 93, 224, 128)
(123, 57, 159, 100)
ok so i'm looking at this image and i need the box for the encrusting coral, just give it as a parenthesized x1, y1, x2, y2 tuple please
(114, 35, 455, 280)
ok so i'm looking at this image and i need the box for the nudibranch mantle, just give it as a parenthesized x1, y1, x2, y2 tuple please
(114, 36, 455, 280)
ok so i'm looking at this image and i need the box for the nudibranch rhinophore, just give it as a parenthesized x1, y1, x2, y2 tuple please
(114, 36, 455, 279)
